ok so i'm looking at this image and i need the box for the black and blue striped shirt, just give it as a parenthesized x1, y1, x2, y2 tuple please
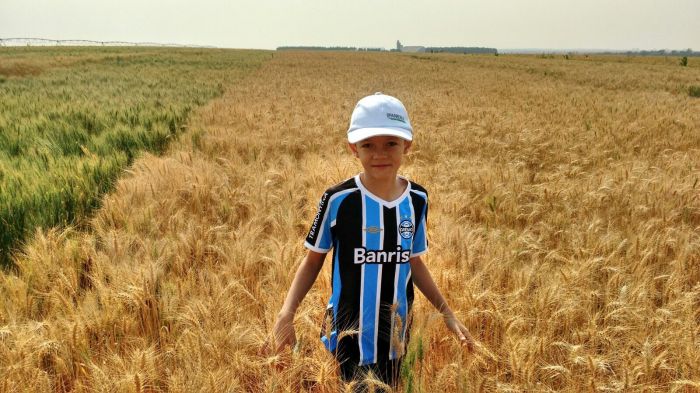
(305, 174, 428, 365)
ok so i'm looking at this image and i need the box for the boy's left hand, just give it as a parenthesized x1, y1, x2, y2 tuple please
(443, 313, 474, 352)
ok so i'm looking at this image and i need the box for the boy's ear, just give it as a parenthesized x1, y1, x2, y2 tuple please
(348, 143, 358, 157)
(403, 140, 412, 154)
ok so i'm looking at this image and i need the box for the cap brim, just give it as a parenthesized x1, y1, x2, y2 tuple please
(347, 127, 413, 144)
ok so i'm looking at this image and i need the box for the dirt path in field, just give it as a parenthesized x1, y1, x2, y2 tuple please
(2, 51, 700, 392)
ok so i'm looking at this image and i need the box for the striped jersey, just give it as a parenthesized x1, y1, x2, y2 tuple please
(304, 174, 428, 366)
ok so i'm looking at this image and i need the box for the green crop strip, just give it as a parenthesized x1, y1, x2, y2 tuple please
(0, 47, 268, 267)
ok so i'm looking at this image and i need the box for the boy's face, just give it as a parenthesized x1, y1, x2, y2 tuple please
(348, 135, 412, 180)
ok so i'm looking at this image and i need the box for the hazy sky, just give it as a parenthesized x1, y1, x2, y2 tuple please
(2, 0, 698, 50)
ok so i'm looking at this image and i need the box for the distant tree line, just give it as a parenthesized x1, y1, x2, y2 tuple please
(425, 47, 497, 54)
(615, 49, 699, 57)
(276, 46, 383, 52)
(276, 46, 497, 54)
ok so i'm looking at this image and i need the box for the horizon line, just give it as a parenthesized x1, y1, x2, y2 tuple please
(1, 37, 696, 54)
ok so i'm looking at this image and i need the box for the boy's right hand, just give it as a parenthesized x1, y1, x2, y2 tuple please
(264, 311, 297, 355)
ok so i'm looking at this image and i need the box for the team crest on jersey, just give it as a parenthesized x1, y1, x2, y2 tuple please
(399, 220, 414, 239)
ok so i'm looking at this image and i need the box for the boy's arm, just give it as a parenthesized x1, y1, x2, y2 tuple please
(409, 255, 474, 351)
(278, 250, 327, 317)
(269, 250, 327, 354)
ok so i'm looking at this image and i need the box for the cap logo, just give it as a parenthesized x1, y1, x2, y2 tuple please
(386, 113, 406, 124)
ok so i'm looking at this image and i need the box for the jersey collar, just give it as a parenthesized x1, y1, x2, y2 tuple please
(354, 174, 412, 209)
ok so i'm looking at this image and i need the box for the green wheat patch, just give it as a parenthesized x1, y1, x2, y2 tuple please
(0, 47, 268, 266)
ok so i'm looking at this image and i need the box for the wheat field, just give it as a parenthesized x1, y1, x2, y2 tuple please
(0, 47, 267, 266)
(1, 51, 699, 392)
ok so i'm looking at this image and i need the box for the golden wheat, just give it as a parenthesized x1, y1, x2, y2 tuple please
(1, 51, 699, 392)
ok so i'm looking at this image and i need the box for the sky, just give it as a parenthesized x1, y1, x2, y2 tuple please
(1, 0, 699, 51)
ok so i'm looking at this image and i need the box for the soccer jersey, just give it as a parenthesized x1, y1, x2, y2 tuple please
(304, 174, 428, 366)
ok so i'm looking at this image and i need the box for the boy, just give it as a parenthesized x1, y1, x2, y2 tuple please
(269, 93, 474, 390)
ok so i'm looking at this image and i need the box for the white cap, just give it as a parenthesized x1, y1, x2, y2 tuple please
(347, 92, 413, 143)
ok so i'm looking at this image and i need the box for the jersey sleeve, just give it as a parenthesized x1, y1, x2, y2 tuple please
(411, 194, 428, 257)
(304, 191, 333, 253)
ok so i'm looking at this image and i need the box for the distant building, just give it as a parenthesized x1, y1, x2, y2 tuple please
(396, 40, 403, 52)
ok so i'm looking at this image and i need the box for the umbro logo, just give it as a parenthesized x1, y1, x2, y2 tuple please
(363, 226, 383, 234)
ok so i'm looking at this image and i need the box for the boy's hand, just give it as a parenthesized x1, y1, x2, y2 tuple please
(443, 313, 474, 352)
(264, 311, 297, 355)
